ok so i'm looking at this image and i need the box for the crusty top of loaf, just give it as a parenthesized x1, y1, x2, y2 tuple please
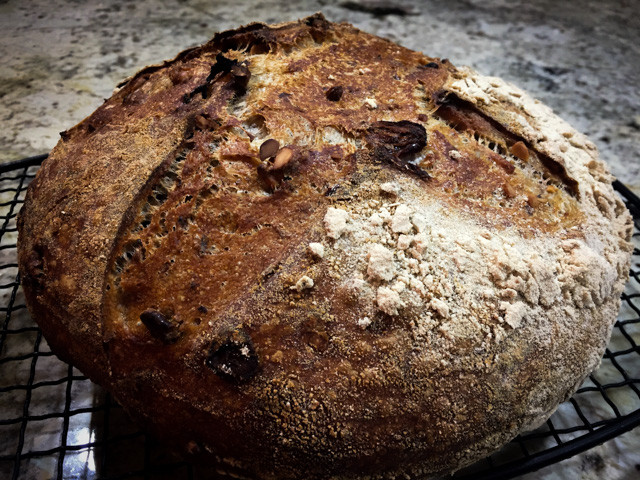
(18, 13, 633, 479)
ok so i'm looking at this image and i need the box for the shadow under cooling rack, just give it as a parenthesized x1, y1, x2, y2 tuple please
(0, 154, 639, 480)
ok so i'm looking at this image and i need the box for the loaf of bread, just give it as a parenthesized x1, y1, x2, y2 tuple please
(17, 14, 633, 479)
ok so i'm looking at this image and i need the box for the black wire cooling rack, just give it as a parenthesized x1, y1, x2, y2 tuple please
(1, 154, 639, 480)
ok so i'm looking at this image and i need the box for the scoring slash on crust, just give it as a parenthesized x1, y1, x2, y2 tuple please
(17, 13, 633, 480)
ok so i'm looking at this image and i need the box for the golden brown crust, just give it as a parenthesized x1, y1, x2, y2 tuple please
(18, 14, 633, 479)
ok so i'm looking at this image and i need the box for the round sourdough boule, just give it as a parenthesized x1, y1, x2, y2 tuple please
(17, 13, 634, 479)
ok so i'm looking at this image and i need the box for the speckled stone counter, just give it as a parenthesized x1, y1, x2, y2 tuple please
(1, 0, 638, 194)
(1, 1, 638, 479)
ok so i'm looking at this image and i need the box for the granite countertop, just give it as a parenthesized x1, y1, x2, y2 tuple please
(1, 0, 638, 194)
(1, 0, 638, 479)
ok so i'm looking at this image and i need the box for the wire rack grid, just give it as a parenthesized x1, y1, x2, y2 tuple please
(0, 154, 639, 480)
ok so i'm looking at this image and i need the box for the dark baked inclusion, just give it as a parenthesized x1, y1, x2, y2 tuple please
(206, 334, 259, 383)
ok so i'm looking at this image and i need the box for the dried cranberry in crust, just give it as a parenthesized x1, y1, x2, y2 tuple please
(366, 120, 430, 179)
(140, 309, 181, 344)
(325, 85, 344, 101)
(206, 330, 259, 383)
(367, 120, 427, 157)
